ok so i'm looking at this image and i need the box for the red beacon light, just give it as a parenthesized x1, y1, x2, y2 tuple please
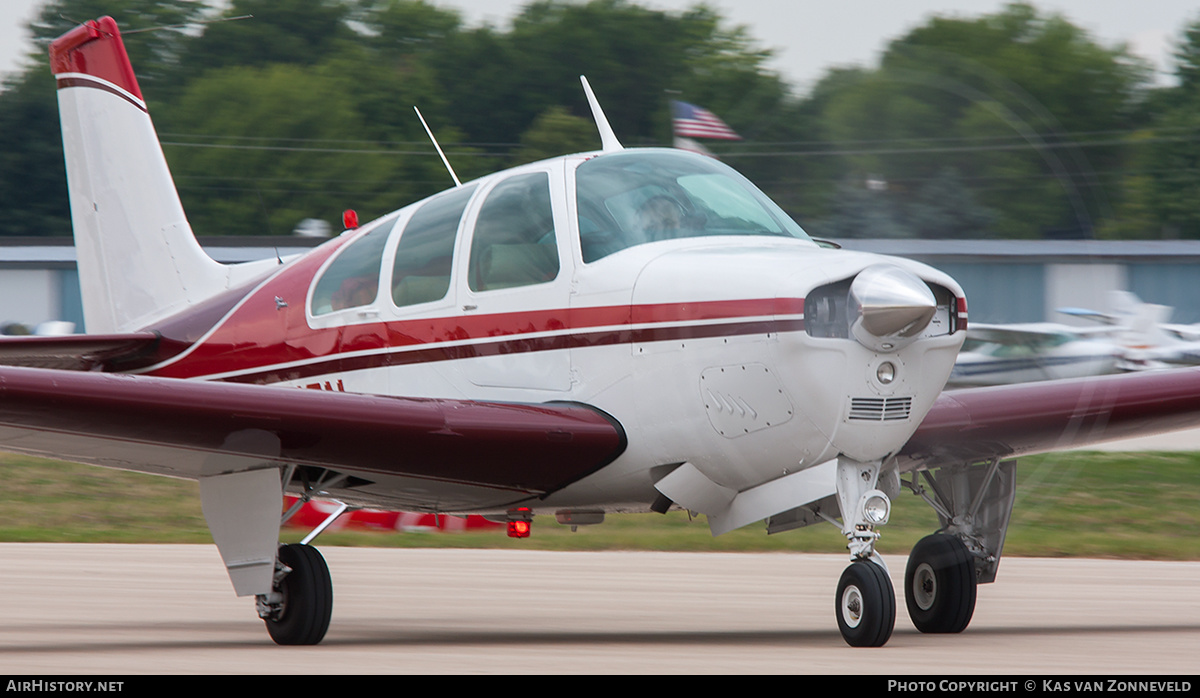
(506, 507, 532, 538)
(342, 209, 359, 230)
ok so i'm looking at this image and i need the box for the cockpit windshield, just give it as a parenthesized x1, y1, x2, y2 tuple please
(575, 150, 811, 263)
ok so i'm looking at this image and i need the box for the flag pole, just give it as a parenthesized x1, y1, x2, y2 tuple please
(665, 89, 681, 148)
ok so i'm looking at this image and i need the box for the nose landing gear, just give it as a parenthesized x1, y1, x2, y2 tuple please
(833, 456, 897, 647)
(836, 559, 896, 647)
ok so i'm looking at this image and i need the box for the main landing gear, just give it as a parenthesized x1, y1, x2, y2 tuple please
(256, 472, 350, 645)
(900, 459, 1017, 637)
(258, 543, 334, 645)
(201, 466, 350, 646)
(904, 534, 976, 634)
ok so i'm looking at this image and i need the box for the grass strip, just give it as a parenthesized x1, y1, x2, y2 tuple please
(0, 450, 1195, 559)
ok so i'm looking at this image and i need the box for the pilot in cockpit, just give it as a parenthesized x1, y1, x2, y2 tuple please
(636, 195, 686, 241)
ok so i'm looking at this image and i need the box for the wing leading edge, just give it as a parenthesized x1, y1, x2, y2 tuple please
(899, 366, 1200, 470)
(0, 365, 626, 510)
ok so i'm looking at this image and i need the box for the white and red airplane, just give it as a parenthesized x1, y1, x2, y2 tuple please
(2, 16, 1199, 648)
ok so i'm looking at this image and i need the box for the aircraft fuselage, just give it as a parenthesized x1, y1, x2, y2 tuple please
(132, 151, 966, 515)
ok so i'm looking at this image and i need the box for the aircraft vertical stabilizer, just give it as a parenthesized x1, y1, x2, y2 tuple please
(50, 17, 226, 333)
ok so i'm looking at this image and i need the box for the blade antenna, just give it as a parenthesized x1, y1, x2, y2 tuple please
(580, 76, 623, 153)
(123, 15, 254, 35)
(414, 106, 462, 188)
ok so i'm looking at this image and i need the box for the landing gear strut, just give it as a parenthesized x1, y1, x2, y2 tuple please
(832, 456, 897, 647)
(258, 543, 333, 645)
(900, 459, 1016, 635)
(905, 534, 976, 633)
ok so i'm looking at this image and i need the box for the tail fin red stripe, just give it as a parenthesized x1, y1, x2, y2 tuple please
(49, 16, 143, 101)
(54, 76, 146, 112)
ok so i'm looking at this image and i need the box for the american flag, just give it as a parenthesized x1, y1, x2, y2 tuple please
(671, 101, 741, 140)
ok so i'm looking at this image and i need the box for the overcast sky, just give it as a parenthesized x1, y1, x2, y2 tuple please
(3, 0, 1198, 91)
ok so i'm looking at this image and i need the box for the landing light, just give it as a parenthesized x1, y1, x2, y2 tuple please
(861, 491, 890, 525)
(876, 362, 896, 384)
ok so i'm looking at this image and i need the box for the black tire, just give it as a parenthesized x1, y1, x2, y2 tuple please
(835, 560, 896, 647)
(265, 543, 333, 646)
(904, 534, 977, 634)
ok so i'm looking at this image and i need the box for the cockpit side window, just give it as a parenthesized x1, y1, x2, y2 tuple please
(575, 150, 811, 263)
(391, 184, 477, 307)
(468, 172, 559, 292)
(310, 222, 392, 316)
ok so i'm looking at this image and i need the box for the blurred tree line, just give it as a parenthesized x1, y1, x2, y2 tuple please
(1, 0, 1199, 239)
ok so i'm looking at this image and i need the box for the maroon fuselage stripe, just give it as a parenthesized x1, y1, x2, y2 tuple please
(147, 287, 806, 382)
(55, 75, 148, 113)
(218, 317, 805, 385)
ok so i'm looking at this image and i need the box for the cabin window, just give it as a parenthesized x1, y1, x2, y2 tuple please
(468, 172, 559, 292)
(574, 150, 811, 263)
(391, 184, 477, 307)
(310, 221, 392, 316)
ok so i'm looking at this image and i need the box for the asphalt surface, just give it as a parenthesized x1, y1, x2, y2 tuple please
(1087, 426, 1200, 451)
(0, 544, 1196, 674)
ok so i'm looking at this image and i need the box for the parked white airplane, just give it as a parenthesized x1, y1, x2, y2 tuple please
(949, 323, 1120, 386)
(1060, 291, 1200, 370)
(3, 16, 1200, 649)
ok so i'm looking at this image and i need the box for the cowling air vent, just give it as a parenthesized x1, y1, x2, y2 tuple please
(848, 396, 913, 422)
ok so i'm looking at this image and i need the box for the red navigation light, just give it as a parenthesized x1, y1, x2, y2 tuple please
(507, 520, 531, 538)
(506, 507, 532, 538)
(342, 209, 359, 229)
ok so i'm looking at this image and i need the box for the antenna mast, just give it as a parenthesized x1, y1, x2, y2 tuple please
(580, 76, 623, 153)
(414, 106, 462, 188)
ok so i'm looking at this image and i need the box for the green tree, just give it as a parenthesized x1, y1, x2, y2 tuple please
(0, 0, 217, 237)
(173, 0, 357, 79)
(511, 105, 598, 166)
(1120, 15, 1200, 238)
(27, 0, 213, 91)
(424, 1, 790, 148)
(158, 63, 439, 236)
(0, 69, 69, 236)
(807, 2, 1151, 239)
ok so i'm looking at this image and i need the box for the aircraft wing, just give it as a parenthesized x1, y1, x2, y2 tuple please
(966, 322, 1121, 348)
(1057, 307, 1119, 324)
(0, 365, 626, 506)
(0, 333, 162, 370)
(899, 366, 1200, 470)
(966, 322, 1092, 344)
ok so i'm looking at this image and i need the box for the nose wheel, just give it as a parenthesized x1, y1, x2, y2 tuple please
(904, 534, 977, 633)
(835, 559, 896, 647)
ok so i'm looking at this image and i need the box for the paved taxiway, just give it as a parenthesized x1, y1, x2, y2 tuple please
(0, 544, 1195, 674)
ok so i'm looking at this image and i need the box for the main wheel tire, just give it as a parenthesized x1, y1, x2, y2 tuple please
(835, 559, 896, 647)
(265, 543, 333, 646)
(904, 534, 977, 634)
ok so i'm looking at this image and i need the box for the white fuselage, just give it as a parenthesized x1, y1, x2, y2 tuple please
(138, 151, 966, 515)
